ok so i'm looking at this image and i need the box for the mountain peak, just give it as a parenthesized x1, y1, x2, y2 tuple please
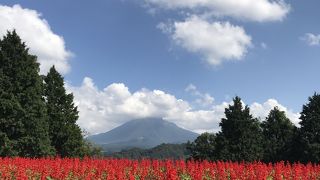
(88, 118, 198, 152)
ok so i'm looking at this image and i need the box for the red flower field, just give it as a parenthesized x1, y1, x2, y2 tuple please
(0, 157, 319, 179)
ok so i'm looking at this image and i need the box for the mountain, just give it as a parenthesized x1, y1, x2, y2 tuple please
(87, 118, 198, 152)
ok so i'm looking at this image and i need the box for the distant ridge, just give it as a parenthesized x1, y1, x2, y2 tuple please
(87, 118, 198, 152)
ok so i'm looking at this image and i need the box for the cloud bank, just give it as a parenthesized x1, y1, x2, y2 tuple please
(67, 78, 300, 135)
(0, 4, 72, 74)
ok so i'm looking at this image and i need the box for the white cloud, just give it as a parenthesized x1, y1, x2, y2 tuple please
(67, 78, 300, 134)
(0, 4, 72, 74)
(159, 16, 252, 65)
(301, 33, 320, 46)
(185, 84, 214, 107)
(250, 99, 300, 125)
(145, 0, 290, 22)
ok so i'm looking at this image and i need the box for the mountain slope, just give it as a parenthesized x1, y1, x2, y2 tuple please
(87, 118, 198, 152)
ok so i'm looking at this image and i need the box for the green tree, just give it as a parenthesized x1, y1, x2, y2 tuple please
(0, 31, 54, 157)
(299, 93, 320, 163)
(215, 96, 263, 161)
(82, 140, 103, 157)
(0, 132, 17, 156)
(44, 66, 85, 157)
(261, 107, 295, 163)
(186, 132, 216, 161)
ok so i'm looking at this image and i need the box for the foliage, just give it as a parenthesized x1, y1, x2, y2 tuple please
(0, 132, 17, 156)
(215, 96, 263, 161)
(107, 143, 189, 160)
(186, 133, 216, 161)
(261, 107, 296, 163)
(299, 93, 320, 163)
(44, 66, 85, 157)
(0, 31, 54, 157)
(0, 31, 100, 158)
(82, 139, 103, 157)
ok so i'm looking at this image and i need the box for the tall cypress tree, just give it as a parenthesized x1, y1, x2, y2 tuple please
(299, 93, 320, 163)
(0, 31, 54, 157)
(44, 66, 85, 157)
(215, 96, 263, 161)
(0, 62, 23, 156)
(261, 107, 295, 162)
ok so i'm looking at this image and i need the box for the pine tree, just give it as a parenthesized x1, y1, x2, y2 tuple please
(215, 96, 263, 161)
(0, 31, 54, 157)
(44, 66, 85, 157)
(299, 93, 320, 163)
(261, 107, 295, 163)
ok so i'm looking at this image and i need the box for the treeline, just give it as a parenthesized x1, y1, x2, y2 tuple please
(0, 31, 101, 157)
(187, 95, 320, 163)
(106, 143, 189, 160)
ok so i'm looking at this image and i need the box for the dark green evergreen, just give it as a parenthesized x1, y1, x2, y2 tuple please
(186, 133, 216, 161)
(298, 93, 320, 163)
(44, 66, 85, 157)
(261, 107, 295, 163)
(215, 96, 263, 161)
(0, 31, 54, 157)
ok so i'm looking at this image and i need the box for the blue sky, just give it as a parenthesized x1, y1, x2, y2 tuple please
(0, 0, 319, 134)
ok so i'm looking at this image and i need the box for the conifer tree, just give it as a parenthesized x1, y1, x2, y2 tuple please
(299, 93, 320, 163)
(0, 31, 54, 157)
(44, 66, 85, 157)
(261, 107, 295, 162)
(215, 96, 263, 161)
